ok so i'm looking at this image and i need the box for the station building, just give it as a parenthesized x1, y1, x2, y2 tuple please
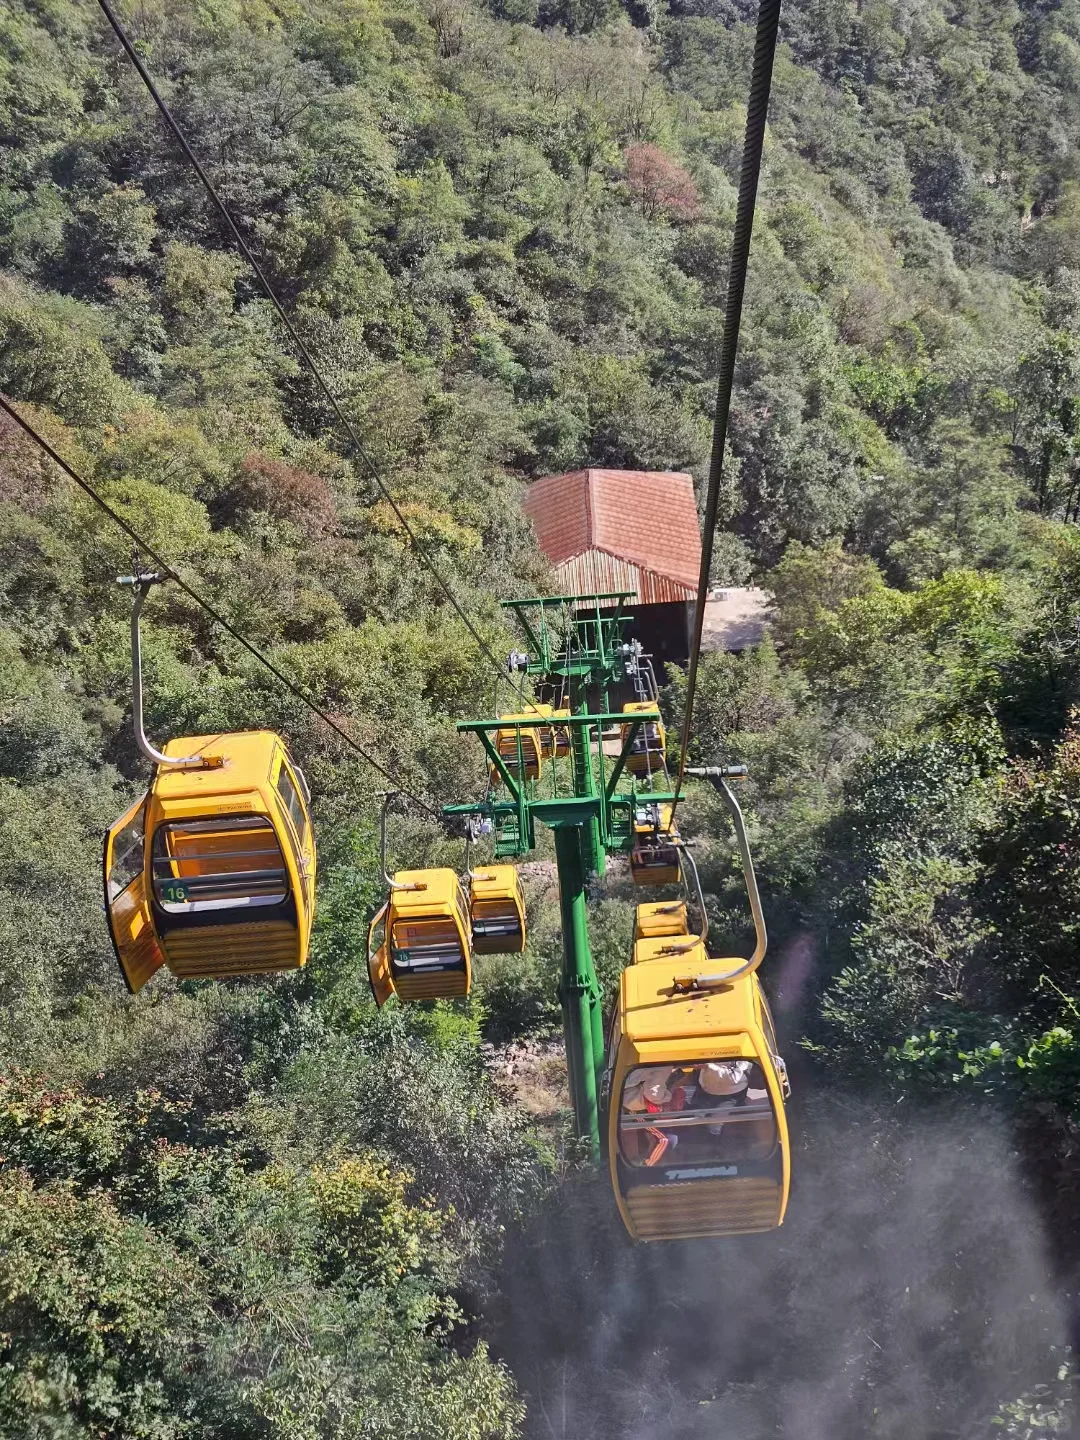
(523, 467, 702, 668)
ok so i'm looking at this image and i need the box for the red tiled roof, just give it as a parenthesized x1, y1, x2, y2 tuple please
(523, 469, 702, 599)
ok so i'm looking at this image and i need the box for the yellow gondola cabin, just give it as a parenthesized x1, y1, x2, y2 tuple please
(621, 700, 666, 776)
(469, 865, 526, 953)
(633, 900, 689, 941)
(629, 803, 681, 886)
(603, 940, 790, 1242)
(491, 714, 543, 784)
(367, 868, 472, 1005)
(104, 731, 316, 993)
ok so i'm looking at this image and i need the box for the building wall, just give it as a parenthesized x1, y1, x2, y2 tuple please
(554, 551, 696, 606)
(601, 600, 692, 676)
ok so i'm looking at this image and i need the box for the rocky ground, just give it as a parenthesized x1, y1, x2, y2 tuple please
(482, 1038, 570, 1123)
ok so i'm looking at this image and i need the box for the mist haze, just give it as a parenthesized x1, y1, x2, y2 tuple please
(493, 1093, 1065, 1439)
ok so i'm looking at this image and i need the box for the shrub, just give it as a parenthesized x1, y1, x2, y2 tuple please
(624, 143, 701, 221)
(219, 452, 338, 537)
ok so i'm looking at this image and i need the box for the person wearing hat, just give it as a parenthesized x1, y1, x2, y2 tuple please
(642, 1074, 674, 1107)
(622, 1067, 673, 1110)
(619, 1077, 649, 1161)
(619, 1067, 685, 1166)
(620, 1069, 668, 1163)
(698, 1060, 775, 1158)
(645, 1068, 689, 1165)
(698, 1060, 751, 1100)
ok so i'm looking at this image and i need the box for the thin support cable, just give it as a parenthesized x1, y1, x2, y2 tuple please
(672, 0, 782, 813)
(93, 0, 538, 710)
(0, 394, 441, 820)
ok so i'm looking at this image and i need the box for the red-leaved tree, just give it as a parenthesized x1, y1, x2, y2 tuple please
(0, 400, 71, 512)
(625, 144, 700, 222)
(224, 453, 337, 539)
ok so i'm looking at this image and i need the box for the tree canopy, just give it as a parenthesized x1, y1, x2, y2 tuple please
(5, 0, 1080, 1431)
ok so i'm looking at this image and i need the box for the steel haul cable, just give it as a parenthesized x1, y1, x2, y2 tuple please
(93, 0, 542, 715)
(672, 0, 782, 814)
(0, 394, 442, 821)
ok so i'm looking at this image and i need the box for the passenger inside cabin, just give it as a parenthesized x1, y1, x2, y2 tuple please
(699, 1059, 752, 1105)
(619, 1060, 777, 1167)
(621, 1066, 685, 1165)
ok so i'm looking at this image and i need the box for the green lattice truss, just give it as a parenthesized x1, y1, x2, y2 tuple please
(445, 595, 676, 1155)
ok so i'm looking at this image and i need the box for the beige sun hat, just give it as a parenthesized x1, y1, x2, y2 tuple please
(699, 1060, 751, 1096)
(642, 1075, 673, 1105)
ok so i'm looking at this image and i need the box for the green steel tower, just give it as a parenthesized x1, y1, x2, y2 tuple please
(445, 594, 675, 1156)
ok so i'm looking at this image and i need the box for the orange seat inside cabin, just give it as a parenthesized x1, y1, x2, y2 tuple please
(385, 868, 472, 1002)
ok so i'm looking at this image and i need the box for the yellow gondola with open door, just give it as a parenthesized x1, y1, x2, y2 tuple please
(604, 776, 791, 1241)
(103, 576, 316, 994)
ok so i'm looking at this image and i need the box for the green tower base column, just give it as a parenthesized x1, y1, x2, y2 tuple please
(554, 824, 604, 1158)
(568, 681, 605, 880)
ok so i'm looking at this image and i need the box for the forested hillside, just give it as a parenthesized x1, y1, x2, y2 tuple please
(4, 0, 1080, 1433)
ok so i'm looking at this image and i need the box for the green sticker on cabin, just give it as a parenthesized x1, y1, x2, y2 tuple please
(162, 881, 190, 904)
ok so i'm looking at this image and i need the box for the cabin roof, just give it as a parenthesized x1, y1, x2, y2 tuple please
(622, 954, 760, 1043)
(390, 868, 462, 911)
(153, 730, 279, 799)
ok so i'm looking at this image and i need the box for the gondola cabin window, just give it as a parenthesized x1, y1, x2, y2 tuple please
(618, 1062, 778, 1169)
(391, 916, 464, 970)
(151, 816, 289, 913)
(108, 799, 148, 902)
(275, 764, 308, 848)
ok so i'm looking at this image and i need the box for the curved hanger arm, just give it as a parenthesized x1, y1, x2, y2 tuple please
(379, 790, 399, 888)
(679, 845, 709, 946)
(119, 575, 202, 770)
(685, 765, 767, 983)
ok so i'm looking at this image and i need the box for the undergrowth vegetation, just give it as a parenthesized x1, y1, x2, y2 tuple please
(6, 0, 1080, 1431)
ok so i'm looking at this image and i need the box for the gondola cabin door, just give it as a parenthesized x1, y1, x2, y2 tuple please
(104, 793, 165, 994)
